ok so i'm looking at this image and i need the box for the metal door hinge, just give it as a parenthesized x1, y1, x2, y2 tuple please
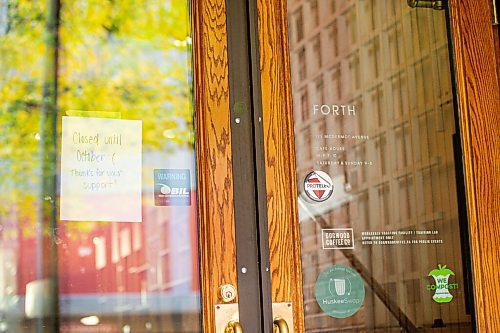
(407, 0, 445, 10)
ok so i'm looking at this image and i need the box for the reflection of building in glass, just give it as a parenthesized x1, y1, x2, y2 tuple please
(288, 0, 471, 331)
(0, 150, 201, 333)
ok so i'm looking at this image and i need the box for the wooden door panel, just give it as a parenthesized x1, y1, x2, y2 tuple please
(192, 1, 238, 332)
(256, 0, 306, 331)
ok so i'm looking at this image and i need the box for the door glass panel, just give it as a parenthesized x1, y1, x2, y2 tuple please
(287, 0, 472, 331)
(0, 1, 200, 332)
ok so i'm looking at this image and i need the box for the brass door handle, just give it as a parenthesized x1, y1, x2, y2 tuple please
(407, 0, 444, 10)
(225, 320, 243, 333)
(273, 318, 289, 333)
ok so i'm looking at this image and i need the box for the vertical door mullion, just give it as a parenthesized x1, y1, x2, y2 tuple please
(226, 0, 273, 331)
(248, 0, 275, 330)
(448, 0, 500, 331)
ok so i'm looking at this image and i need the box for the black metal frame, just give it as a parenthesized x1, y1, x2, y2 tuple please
(225, 0, 273, 332)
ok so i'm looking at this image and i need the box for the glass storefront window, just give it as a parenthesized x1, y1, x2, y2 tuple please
(288, 1, 473, 331)
(0, 1, 200, 332)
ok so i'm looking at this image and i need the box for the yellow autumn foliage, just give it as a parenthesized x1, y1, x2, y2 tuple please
(0, 0, 193, 236)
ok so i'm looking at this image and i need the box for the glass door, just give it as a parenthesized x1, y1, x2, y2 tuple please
(285, 0, 473, 331)
(0, 1, 202, 332)
(254, 0, 486, 332)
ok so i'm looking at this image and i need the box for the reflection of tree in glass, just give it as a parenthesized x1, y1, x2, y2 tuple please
(1, 0, 193, 234)
(59, 0, 193, 150)
(58, 0, 193, 236)
(0, 1, 46, 229)
(0, 2, 45, 226)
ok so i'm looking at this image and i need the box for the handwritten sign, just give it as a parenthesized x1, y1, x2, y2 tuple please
(60, 116, 142, 222)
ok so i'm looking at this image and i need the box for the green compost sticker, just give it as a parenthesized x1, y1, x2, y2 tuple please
(427, 264, 459, 303)
(315, 264, 365, 318)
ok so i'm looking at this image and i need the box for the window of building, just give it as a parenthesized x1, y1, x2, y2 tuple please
(352, 98, 363, 134)
(304, 127, 312, 160)
(300, 88, 309, 122)
(112, 225, 120, 264)
(437, 46, 452, 99)
(119, 228, 132, 258)
(309, 0, 319, 28)
(161, 255, 170, 289)
(329, 0, 336, 15)
(395, 123, 411, 170)
(404, 229, 418, 270)
(375, 134, 388, 176)
(361, 0, 375, 35)
(384, 246, 396, 275)
(367, 38, 381, 80)
(348, 52, 360, 93)
(327, 21, 339, 58)
(358, 142, 367, 183)
(298, 47, 307, 80)
(416, 11, 431, 53)
(359, 191, 370, 229)
(133, 221, 142, 252)
(312, 35, 322, 70)
(295, 8, 304, 42)
(422, 57, 435, 109)
(378, 182, 391, 224)
(346, 6, 357, 47)
(94, 236, 107, 270)
(388, 24, 403, 68)
(404, 279, 422, 304)
(370, 85, 384, 127)
(385, 282, 398, 305)
(386, 0, 397, 17)
(331, 65, 341, 100)
(391, 72, 409, 119)
(315, 76, 324, 104)
(398, 176, 414, 221)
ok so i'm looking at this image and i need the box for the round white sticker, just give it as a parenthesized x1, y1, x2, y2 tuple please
(304, 171, 334, 202)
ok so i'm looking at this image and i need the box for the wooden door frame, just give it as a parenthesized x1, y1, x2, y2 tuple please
(448, 0, 500, 330)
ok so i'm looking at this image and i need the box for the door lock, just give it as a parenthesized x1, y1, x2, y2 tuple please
(219, 284, 237, 303)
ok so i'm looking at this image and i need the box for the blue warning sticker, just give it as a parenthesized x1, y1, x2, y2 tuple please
(154, 169, 191, 206)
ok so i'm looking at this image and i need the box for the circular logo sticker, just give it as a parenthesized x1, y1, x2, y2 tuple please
(304, 171, 333, 202)
(315, 265, 365, 318)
